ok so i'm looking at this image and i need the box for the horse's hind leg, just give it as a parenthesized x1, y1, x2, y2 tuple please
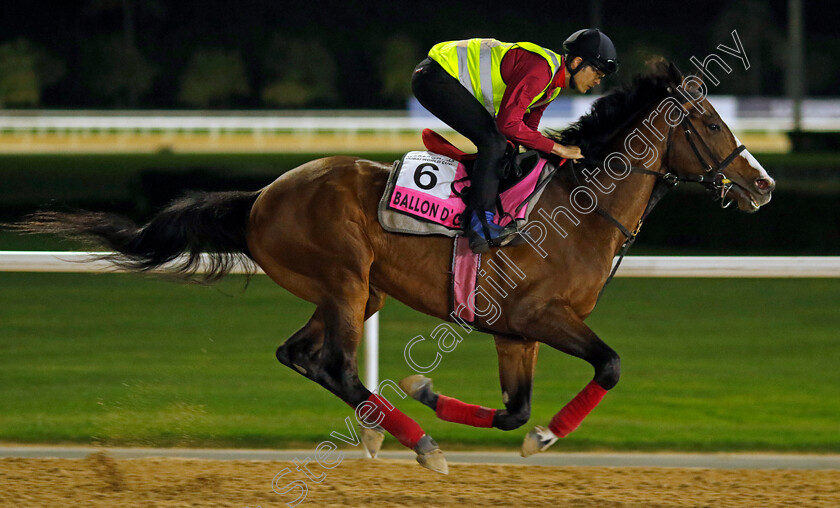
(275, 278, 447, 473)
(275, 309, 325, 375)
(400, 334, 539, 431)
(323, 291, 449, 472)
(276, 285, 384, 375)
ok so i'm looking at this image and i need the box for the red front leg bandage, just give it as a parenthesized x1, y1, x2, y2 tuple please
(548, 380, 607, 437)
(435, 395, 496, 428)
(357, 394, 426, 448)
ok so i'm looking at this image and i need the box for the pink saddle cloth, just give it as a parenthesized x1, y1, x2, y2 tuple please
(451, 235, 480, 324)
(386, 151, 548, 231)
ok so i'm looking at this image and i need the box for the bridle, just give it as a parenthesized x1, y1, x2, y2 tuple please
(567, 90, 748, 299)
(675, 110, 746, 208)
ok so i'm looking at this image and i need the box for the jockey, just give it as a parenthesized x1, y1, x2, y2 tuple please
(412, 29, 619, 253)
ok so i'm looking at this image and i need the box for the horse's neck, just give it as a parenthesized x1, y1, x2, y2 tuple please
(561, 124, 667, 258)
(597, 117, 673, 248)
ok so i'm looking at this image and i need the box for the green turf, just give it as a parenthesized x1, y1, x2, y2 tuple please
(0, 272, 837, 452)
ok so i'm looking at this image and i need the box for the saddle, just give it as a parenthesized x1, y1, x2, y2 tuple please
(377, 130, 559, 238)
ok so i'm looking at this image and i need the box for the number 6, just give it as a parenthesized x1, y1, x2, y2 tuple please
(413, 163, 439, 190)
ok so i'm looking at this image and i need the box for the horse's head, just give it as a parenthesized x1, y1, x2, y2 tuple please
(662, 62, 775, 212)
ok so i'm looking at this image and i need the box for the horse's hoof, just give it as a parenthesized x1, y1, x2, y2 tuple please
(414, 434, 448, 475)
(399, 375, 432, 399)
(521, 425, 559, 457)
(399, 375, 439, 408)
(417, 448, 449, 475)
(359, 425, 385, 458)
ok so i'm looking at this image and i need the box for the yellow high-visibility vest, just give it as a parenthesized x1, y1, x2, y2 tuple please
(428, 38, 564, 117)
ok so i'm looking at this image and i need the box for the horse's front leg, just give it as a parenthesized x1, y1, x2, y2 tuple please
(511, 301, 620, 456)
(399, 334, 539, 431)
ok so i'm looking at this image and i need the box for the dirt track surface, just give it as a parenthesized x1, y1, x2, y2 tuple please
(2, 454, 839, 507)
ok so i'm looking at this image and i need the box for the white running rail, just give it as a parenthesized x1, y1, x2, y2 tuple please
(1, 252, 839, 278)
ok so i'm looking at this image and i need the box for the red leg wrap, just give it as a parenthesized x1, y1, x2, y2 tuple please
(359, 394, 426, 449)
(435, 395, 496, 428)
(548, 380, 607, 438)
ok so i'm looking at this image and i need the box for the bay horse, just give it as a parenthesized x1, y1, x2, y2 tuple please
(11, 61, 774, 474)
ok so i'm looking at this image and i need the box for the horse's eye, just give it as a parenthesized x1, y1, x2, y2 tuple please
(708, 123, 721, 132)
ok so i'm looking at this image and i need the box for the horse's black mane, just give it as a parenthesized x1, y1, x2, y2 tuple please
(547, 59, 674, 159)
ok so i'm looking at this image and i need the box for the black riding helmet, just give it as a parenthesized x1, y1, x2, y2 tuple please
(562, 28, 619, 85)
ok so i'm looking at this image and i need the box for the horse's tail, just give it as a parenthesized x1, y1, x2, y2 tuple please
(9, 190, 260, 283)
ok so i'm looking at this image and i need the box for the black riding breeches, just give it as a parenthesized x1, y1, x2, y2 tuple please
(411, 58, 508, 213)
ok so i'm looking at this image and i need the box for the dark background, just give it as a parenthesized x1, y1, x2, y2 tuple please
(2, 0, 839, 109)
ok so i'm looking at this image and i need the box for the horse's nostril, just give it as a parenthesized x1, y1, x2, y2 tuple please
(755, 178, 774, 192)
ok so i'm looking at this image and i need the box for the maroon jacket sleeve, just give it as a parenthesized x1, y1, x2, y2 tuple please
(497, 48, 557, 153)
(523, 103, 548, 132)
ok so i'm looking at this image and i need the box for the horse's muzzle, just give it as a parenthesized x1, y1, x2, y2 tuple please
(754, 177, 775, 196)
